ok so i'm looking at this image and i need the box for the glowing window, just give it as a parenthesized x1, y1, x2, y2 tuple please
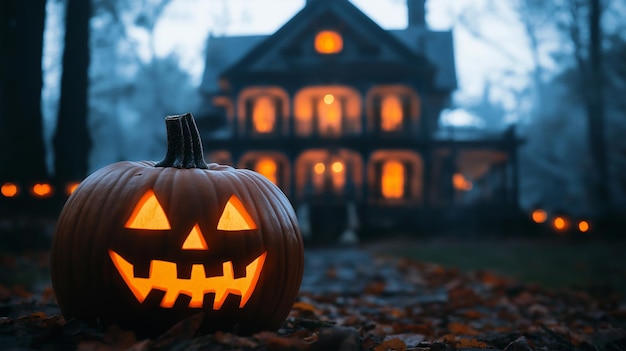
(312, 163, 325, 191)
(252, 96, 276, 133)
(318, 95, 342, 135)
(256, 158, 278, 185)
(331, 161, 345, 191)
(381, 161, 404, 199)
(315, 30, 343, 54)
(381, 95, 403, 131)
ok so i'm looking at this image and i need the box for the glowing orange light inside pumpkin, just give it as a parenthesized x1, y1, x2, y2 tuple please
(109, 250, 267, 309)
(531, 209, 548, 223)
(112, 192, 264, 309)
(217, 195, 257, 231)
(315, 30, 343, 54)
(331, 161, 343, 173)
(32, 183, 52, 197)
(252, 96, 276, 133)
(66, 182, 80, 195)
(314, 162, 325, 174)
(125, 190, 171, 230)
(381, 95, 403, 131)
(1, 183, 18, 198)
(553, 216, 567, 231)
(453, 173, 472, 191)
(323, 94, 335, 104)
(182, 224, 208, 250)
(382, 161, 404, 199)
(256, 158, 278, 185)
(578, 220, 590, 233)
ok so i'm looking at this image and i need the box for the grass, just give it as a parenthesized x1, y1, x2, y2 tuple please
(366, 236, 626, 295)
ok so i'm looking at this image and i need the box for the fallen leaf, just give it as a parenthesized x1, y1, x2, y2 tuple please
(374, 338, 406, 351)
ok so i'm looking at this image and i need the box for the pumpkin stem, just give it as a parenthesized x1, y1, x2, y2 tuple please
(155, 113, 209, 169)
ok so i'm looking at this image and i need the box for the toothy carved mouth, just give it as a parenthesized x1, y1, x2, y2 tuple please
(108, 250, 266, 309)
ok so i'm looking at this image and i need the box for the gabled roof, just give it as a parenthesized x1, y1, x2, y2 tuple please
(200, 34, 265, 95)
(199, 0, 457, 94)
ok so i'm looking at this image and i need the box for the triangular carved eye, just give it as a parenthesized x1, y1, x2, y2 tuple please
(125, 190, 171, 230)
(217, 195, 257, 231)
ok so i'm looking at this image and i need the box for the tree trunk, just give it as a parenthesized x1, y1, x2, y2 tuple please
(53, 0, 92, 183)
(586, 0, 609, 213)
(0, 0, 48, 182)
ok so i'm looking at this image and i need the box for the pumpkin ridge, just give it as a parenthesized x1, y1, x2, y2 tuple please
(238, 170, 299, 328)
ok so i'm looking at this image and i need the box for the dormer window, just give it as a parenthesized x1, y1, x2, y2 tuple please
(315, 30, 343, 54)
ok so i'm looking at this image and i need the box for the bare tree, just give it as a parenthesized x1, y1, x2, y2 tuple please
(53, 0, 92, 183)
(0, 0, 48, 183)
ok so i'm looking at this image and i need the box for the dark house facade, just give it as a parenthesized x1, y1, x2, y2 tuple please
(197, 0, 520, 238)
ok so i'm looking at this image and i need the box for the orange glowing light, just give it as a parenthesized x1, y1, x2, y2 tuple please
(323, 94, 335, 105)
(381, 95, 403, 131)
(331, 161, 343, 173)
(66, 182, 80, 195)
(452, 173, 472, 191)
(314, 30, 343, 54)
(182, 224, 208, 250)
(256, 158, 277, 185)
(125, 190, 171, 230)
(252, 96, 276, 133)
(381, 161, 404, 199)
(553, 216, 567, 231)
(32, 183, 52, 197)
(314, 162, 325, 174)
(217, 195, 257, 231)
(1, 183, 18, 198)
(317, 96, 342, 134)
(109, 250, 267, 309)
(531, 209, 548, 223)
(578, 220, 590, 233)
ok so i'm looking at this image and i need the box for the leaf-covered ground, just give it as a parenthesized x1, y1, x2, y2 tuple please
(1, 245, 625, 350)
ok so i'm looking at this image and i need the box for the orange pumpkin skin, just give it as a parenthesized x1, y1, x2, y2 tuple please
(51, 114, 303, 336)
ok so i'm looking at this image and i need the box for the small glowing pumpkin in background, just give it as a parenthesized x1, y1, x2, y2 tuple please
(51, 113, 303, 336)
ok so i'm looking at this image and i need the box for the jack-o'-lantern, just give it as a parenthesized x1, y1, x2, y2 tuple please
(51, 113, 304, 337)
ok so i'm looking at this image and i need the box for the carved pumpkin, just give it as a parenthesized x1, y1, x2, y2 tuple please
(51, 113, 303, 336)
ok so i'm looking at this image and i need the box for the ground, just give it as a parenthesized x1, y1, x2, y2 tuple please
(0, 234, 625, 350)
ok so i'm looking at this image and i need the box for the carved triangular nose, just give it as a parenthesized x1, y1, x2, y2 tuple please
(182, 224, 208, 250)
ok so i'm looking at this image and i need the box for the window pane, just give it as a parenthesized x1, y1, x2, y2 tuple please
(256, 158, 277, 185)
(253, 96, 276, 133)
(382, 161, 404, 199)
(318, 94, 342, 136)
(315, 30, 343, 54)
(381, 95, 403, 131)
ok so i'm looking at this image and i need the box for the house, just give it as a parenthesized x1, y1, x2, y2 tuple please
(197, 0, 521, 240)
